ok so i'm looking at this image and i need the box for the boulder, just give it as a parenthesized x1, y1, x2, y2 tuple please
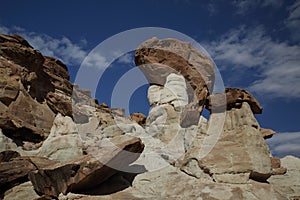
(28, 135, 144, 197)
(0, 156, 58, 195)
(206, 88, 263, 114)
(182, 102, 272, 183)
(3, 181, 40, 200)
(37, 114, 83, 161)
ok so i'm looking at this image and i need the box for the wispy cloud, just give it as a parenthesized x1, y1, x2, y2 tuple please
(285, 0, 300, 42)
(83, 52, 109, 69)
(205, 25, 300, 98)
(0, 26, 10, 34)
(266, 132, 300, 158)
(0, 25, 88, 66)
(116, 52, 134, 65)
(232, 0, 283, 15)
(207, 2, 218, 16)
(0, 25, 132, 70)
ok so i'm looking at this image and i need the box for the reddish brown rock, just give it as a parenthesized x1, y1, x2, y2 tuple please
(0, 150, 20, 162)
(261, 128, 275, 139)
(130, 112, 146, 127)
(134, 37, 215, 113)
(3, 91, 55, 145)
(271, 157, 281, 169)
(28, 135, 144, 197)
(270, 157, 287, 175)
(0, 156, 58, 194)
(206, 88, 263, 114)
(0, 34, 75, 146)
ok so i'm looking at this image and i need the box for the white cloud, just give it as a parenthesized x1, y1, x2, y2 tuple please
(83, 52, 109, 69)
(207, 2, 218, 16)
(0, 25, 88, 66)
(0, 26, 9, 34)
(205, 25, 300, 98)
(266, 132, 300, 158)
(232, 0, 283, 15)
(117, 52, 133, 65)
(285, 0, 300, 42)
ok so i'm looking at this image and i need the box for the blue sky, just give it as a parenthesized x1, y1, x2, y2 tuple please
(0, 0, 299, 157)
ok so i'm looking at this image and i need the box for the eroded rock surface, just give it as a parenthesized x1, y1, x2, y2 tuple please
(0, 35, 299, 200)
(135, 37, 215, 115)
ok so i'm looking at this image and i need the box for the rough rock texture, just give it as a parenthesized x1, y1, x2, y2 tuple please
(268, 156, 300, 199)
(0, 150, 20, 162)
(261, 128, 276, 139)
(0, 35, 300, 199)
(130, 112, 146, 127)
(3, 181, 40, 200)
(0, 156, 58, 196)
(206, 88, 263, 114)
(0, 34, 72, 146)
(135, 37, 215, 125)
(36, 114, 83, 161)
(181, 102, 272, 184)
(28, 135, 144, 197)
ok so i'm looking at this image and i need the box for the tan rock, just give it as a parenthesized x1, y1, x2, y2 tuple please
(182, 102, 272, 183)
(130, 112, 146, 127)
(3, 181, 40, 200)
(206, 88, 263, 114)
(0, 156, 58, 194)
(268, 156, 300, 199)
(29, 135, 144, 197)
(135, 37, 215, 113)
(261, 128, 275, 139)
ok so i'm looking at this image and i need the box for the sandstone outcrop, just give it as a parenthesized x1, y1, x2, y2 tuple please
(205, 87, 263, 114)
(135, 37, 215, 127)
(29, 135, 144, 197)
(0, 35, 299, 199)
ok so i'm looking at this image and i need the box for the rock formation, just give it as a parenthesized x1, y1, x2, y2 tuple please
(0, 34, 299, 199)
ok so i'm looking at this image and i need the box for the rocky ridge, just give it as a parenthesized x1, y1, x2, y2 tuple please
(0, 34, 299, 199)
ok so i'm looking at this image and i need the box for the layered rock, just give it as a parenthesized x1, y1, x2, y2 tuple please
(205, 88, 263, 114)
(0, 35, 299, 200)
(135, 37, 215, 127)
(28, 135, 144, 197)
(0, 34, 71, 146)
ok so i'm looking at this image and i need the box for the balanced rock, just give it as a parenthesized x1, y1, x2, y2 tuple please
(135, 37, 215, 113)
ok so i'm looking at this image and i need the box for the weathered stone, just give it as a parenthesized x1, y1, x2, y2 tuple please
(61, 165, 286, 200)
(130, 112, 146, 127)
(206, 88, 263, 114)
(182, 102, 272, 184)
(3, 181, 40, 200)
(271, 157, 281, 169)
(37, 114, 83, 161)
(29, 135, 144, 197)
(261, 128, 275, 139)
(4, 91, 55, 145)
(268, 156, 300, 198)
(0, 156, 58, 194)
(0, 150, 20, 162)
(0, 128, 20, 153)
(135, 37, 215, 114)
(0, 34, 75, 147)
